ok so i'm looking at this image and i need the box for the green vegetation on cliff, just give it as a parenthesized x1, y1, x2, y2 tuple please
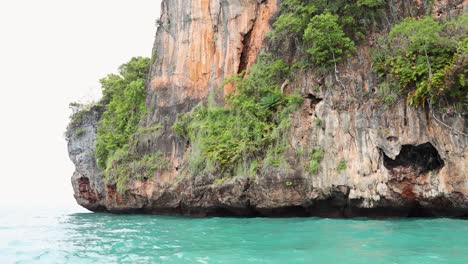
(303, 13, 356, 68)
(68, 1, 466, 193)
(373, 15, 467, 107)
(172, 1, 467, 181)
(95, 57, 150, 169)
(174, 54, 303, 178)
(172, 0, 385, 179)
(269, 0, 466, 109)
(93, 57, 172, 192)
(269, 0, 384, 69)
(104, 146, 169, 192)
(308, 148, 324, 174)
(70, 57, 168, 192)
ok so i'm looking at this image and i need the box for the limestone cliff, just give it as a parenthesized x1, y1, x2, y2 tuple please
(66, 104, 106, 212)
(67, 0, 468, 217)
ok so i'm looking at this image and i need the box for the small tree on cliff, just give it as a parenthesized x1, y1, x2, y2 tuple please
(303, 12, 356, 70)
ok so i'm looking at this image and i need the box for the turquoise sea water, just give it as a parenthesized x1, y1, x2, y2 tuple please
(0, 208, 467, 264)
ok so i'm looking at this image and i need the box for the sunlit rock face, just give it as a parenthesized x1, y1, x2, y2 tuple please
(149, 0, 277, 99)
(67, 0, 468, 217)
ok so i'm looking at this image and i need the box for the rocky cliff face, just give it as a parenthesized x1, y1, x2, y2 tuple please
(66, 105, 106, 212)
(67, 0, 468, 217)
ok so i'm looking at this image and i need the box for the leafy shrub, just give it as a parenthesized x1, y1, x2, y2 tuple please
(303, 13, 356, 68)
(269, 0, 317, 46)
(337, 160, 347, 173)
(373, 15, 467, 107)
(308, 148, 324, 174)
(315, 118, 323, 128)
(260, 93, 283, 110)
(377, 80, 401, 106)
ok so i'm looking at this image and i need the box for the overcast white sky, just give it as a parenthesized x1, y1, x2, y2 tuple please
(0, 0, 161, 210)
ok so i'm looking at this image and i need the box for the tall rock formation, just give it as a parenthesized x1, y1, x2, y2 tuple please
(67, 0, 468, 217)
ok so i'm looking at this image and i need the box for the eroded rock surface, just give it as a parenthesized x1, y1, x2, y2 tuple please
(67, 105, 107, 212)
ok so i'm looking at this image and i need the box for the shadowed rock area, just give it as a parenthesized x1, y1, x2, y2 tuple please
(383, 143, 445, 175)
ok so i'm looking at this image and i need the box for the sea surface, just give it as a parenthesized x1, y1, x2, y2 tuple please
(0, 208, 467, 264)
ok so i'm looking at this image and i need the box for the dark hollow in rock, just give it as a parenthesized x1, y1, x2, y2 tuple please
(237, 27, 253, 74)
(383, 142, 444, 174)
(306, 93, 323, 109)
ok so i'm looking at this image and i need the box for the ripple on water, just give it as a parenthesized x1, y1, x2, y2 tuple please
(0, 210, 467, 263)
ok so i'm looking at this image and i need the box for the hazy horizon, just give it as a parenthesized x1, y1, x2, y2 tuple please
(0, 0, 161, 209)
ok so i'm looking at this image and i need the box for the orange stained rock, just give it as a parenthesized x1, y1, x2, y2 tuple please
(151, 0, 278, 99)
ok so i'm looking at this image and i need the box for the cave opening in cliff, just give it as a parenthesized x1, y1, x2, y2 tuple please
(382, 143, 444, 174)
(306, 93, 322, 109)
(237, 28, 253, 74)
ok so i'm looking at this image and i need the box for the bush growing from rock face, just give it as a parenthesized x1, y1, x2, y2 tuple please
(308, 148, 324, 174)
(105, 149, 169, 193)
(94, 57, 150, 169)
(337, 160, 347, 173)
(173, 54, 303, 177)
(303, 13, 356, 68)
(86, 57, 173, 192)
(269, 0, 316, 45)
(374, 15, 467, 107)
(269, 0, 384, 65)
